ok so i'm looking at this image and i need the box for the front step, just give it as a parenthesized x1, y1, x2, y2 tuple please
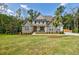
(32, 32, 36, 35)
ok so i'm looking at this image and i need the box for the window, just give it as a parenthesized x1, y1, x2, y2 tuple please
(25, 26, 29, 30)
(39, 21, 40, 24)
(43, 21, 44, 24)
(35, 21, 36, 24)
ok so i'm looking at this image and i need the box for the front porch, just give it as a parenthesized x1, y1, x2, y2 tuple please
(33, 26, 45, 32)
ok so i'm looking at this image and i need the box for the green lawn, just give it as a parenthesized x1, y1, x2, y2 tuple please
(0, 34, 79, 55)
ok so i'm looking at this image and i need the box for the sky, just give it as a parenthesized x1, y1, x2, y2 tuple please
(2, 3, 79, 17)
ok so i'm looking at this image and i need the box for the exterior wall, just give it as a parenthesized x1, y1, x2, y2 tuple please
(44, 24, 56, 32)
(46, 23, 53, 32)
(56, 25, 63, 32)
(22, 20, 63, 33)
(60, 26, 63, 32)
(52, 26, 56, 32)
(22, 22, 33, 33)
(44, 23, 63, 33)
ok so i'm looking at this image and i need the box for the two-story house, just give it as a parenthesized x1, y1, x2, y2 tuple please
(22, 15, 63, 34)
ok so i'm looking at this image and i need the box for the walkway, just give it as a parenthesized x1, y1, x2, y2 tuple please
(32, 32, 79, 36)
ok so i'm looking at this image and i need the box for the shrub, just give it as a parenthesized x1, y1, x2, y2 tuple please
(73, 28, 78, 33)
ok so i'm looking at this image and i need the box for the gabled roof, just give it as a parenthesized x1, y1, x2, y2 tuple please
(36, 15, 45, 19)
(35, 15, 53, 21)
(44, 16, 53, 21)
(22, 15, 54, 25)
(22, 21, 32, 26)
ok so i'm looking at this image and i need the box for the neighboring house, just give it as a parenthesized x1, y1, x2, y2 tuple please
(22, 15, 63, 34)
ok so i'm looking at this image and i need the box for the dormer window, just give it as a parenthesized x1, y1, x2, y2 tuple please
(44, 22, 46, 24)
(39, 21, 40, 24)
(43, 21, 44, 24)
(35, 21, 36, 24)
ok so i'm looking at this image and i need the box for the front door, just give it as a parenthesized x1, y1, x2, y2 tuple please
(33, 26, 37, 32)
(40, 27, 44, 32)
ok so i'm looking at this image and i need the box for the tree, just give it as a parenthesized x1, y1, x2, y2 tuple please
(16, 8, 22, 18)
(0, 3, 4, 10)
(27, 9, 40, 22)
(0, 13, 23, 34)
(63, 13, 73, 30)
(0, 3, 8, 13)
(73, 8, 79, 32)
(70, 8, 79, 32)
(76, 8, 79, 32)
(53, 6, 65, 27)
(3, 4, 8, 11)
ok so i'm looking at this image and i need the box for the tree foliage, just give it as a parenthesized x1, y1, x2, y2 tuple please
(27, 9, 40, 22)
(0, 14, 23, 34)
(53, 6, 65, 27)
(63, 14, 73, 30)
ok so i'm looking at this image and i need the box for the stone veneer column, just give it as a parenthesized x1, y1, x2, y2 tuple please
(37, 26, 40, 32)
(45, 26, 47, 32)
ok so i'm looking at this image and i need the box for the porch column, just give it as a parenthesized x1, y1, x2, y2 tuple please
(37, 26, 40, 32)
(45, 26, 47, 32)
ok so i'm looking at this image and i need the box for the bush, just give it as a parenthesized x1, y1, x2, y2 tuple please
(59, 31, 64, 34)
(73, 28, 78, 33)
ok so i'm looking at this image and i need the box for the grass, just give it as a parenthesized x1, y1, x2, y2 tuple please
(0, 34, 79, 55)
